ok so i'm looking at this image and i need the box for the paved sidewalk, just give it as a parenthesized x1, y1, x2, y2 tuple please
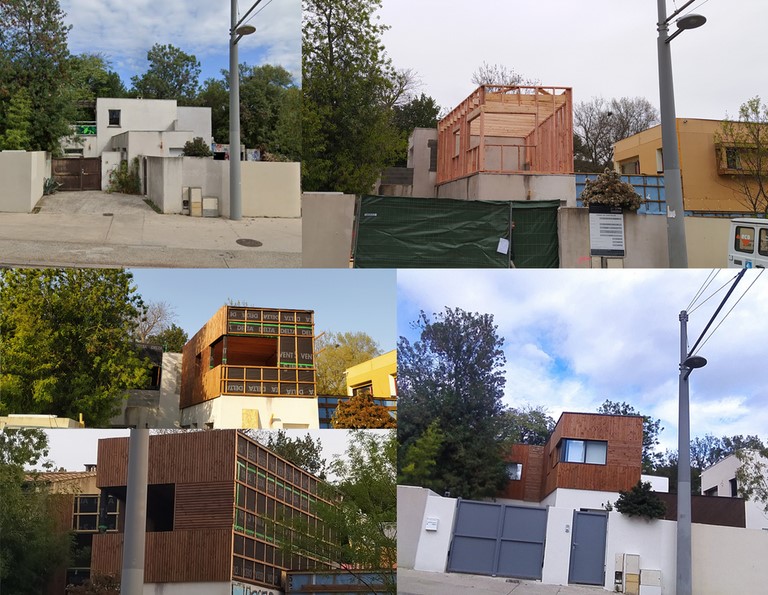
(0, 191, 301, 268)
(397, 569, 607, 595)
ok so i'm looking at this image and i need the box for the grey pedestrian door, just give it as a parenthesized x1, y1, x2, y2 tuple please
(568, 511, 608, 585)
(447, 500, 547, 579)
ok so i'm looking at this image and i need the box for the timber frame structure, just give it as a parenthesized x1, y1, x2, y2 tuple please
(437, 85, 574, 184)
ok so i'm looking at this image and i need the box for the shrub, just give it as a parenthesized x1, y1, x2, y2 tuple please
(182, 136, 212, 157)
(107, 157, 141, 194)
(615, 480, 666, 520)
(581, 168, 644, 211)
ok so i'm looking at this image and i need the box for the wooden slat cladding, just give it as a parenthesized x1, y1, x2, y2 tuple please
(92, 528, 232, 582)
(175, 481, 234, 529)
(181, 306, 228, 409)
(656, 493, 746, 528)
(97, 431, 236, 487)
(500, 444, 545, 502)
(542, 413, 643, 497)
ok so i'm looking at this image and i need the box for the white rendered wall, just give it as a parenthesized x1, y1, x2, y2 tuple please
(176, 106, 213, 146)
(436, 173, 575, 205)
(642, 474, 670, 493)
(0, 151, 46, 212)
(700, 454, 741, 496)
(413, 491, 456, 572)
(541, 506, 574, 586)
(542, 488, 620, 510)
(241, 161, 301, 218)
(96, 98, 178, 156)
(397, 485, 430, 569)
(180, 395, 319, 429)
(407, 128, 438, 198)
(101, 151, 121, 190)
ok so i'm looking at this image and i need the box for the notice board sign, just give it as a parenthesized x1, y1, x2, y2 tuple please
(589, 204, 625, 257)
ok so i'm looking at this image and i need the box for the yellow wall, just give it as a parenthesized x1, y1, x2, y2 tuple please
(614, 119, 758, 213)
(346, 350, 397, 397)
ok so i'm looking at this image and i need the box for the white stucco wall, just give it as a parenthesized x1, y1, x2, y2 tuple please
(176, 106, 213, 146)
(182, 157, 227, 214)
(397, 485, 430, 569)
(101, 151, 121, 190)
(408, 128, 438, 198)
(180, 395, 319, 429)
(301, 193, 356, 268)
(241, 161, 301, 218)
(700, 452, 768, 529)
(147, 156, 184, 213)
(0, 150, 47, 212)
(542, 488, 620, 510)
(413, 491, 457, 573)
(541, 506, 574, 586)
(96, 98, 178, 156)
(642, 474, 670, 493)
(112, 352, 182, 429)
(604, 513, 676, 594)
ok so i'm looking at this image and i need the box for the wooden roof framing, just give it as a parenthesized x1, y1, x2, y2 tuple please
(437, 85, 574, 184)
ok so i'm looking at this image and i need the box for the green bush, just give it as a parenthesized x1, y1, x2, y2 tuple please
(107, 157, 141, 194)
(615, 480, 666, 520)
(182, 136, 212, 157)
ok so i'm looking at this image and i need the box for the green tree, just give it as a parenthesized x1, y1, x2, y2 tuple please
(0, 0, 76, 153)
(239, 64, 298, 158)
(302, 0, 403, 193)
(314, 331, 381, 396)
(0, 429, 73, 593)
(65, 574, 121, 594)
(597, 400, 663, 473)
(614, 480, 666, 520)
(69, 53, 126, 101)
(0, 268, 151, 426)
(181, 137, 212, 157)
(130, 43, 201, 103)
(331, 393, 397, 429)
(147, 323, 188, 353)
(0, 87, 33, 149)
(196, 77, 229, 143)
(399, 420, 444, 489)
(735, 446, 768, 513)
(500, 404, 555, 446)
(260, 429, 327, 478)
(273, 430, 396, 593)
(398, 308, 508, 499)
(392, 92, 441, 135)
(715, 96, 768, 216)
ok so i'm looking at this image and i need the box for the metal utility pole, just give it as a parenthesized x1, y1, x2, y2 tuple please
(677, 310, 692, 595)
(229, 0, 242, 221)
(120, 429, 149, 595)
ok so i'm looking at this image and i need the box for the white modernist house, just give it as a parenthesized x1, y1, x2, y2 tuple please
(62, 98, 212, 189)
(701, 452, 768, 530)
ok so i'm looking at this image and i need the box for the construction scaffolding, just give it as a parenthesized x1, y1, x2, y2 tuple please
(437, 85, 573, 184)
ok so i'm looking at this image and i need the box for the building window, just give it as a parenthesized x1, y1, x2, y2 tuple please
(726, 147, 741, 170)
(703, 486, 717, 497)
(620, 159, 640, 175)
(734, 226, 755, 254)
(730, 477, 738, 497)
(428, 139, 438, 172)
(352, 383, 373, 397)
(108, 109, 121, 127)
(759, 229, 768, 257)
(506, 462, 523, 481)
(560, 439, 607, 465)
(656, 148, 664, 173)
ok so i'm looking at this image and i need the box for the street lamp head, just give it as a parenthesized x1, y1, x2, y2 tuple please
(676, 13, 706, 31)
(682, 355, 707, 369)
(235, 24, 256, 36)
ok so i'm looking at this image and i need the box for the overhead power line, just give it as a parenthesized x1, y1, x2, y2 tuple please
(687, 268, 747, 358)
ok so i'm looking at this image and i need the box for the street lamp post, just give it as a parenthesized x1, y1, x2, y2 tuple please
(657, 0, 706, 268)
(677, 310, 707, 595)
(229, 1, 257, 221)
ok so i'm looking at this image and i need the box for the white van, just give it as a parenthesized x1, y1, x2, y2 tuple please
(728, 218, 768, 268)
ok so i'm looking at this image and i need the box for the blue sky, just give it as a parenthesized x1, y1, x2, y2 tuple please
(60, 0, 301, 88)
(128, 269, 397, 351)
(398, 269, 768, 455)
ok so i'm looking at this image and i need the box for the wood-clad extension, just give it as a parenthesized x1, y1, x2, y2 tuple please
(96, 431, 236, 487)
(542, 412, 643, 497)
(501, 444, 545, 502)
(92, 529, 233, 583)
(436, 85, 574, 185)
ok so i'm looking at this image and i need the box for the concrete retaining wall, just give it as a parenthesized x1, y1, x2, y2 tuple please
(0, 150, 48, 212)
(301, 193, 356, 268)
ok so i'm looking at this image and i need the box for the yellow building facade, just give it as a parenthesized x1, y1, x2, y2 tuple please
(614, 118, 762, 214)
(345, 349, 397, 399)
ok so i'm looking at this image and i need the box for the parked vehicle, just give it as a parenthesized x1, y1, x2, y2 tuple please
(728, 218, 768, 268)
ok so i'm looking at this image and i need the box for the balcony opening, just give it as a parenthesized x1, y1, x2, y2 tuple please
(210, 335, 279, 368)
(147, 483, 175, 532)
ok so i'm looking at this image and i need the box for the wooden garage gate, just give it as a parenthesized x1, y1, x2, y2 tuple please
(52, 157, 101, 191)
